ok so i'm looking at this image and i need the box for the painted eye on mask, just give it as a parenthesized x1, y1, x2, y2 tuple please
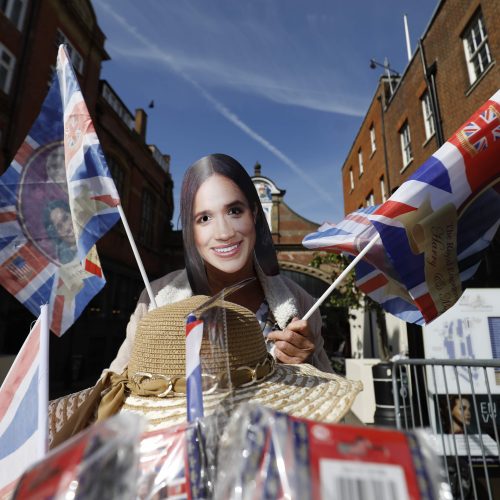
(227, 206, 243, 216)
(196, 214, 211, 224)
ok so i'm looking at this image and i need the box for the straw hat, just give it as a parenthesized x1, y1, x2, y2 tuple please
(97, 296, 362, 430)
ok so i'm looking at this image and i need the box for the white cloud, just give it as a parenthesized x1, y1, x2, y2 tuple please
(97, 0, 368, 117)
(98, 1, 338, 204)
(108, 44, 365, 116)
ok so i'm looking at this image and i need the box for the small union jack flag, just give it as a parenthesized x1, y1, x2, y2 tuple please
(186, 313, 204, 422)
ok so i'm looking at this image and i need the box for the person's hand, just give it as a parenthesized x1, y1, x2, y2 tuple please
(266, 317, 315, 364)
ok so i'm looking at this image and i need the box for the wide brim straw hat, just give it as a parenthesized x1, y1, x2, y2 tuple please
(97, 296, 362, 430)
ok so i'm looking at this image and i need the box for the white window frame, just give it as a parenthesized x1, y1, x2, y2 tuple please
(366, 191, 375, 207)
(421, 91, 435, 140)
(0, 43, 16, 94)
(370, 125, 376, 153)
(400, 122, 413, 170)
(1, 0, 28, 30)
(358, 148, 364, 177)
(349, 168, 354, 191)
(380, 176, 387, 203)
(462, 11, 491, 85)
(56, 30, 84, 74)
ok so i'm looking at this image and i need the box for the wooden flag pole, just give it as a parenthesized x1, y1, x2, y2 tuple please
(117, 204, 157, 309)
(302, 234, 380, 321)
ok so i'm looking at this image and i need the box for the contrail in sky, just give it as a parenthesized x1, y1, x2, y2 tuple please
(99, 2, 336, 204)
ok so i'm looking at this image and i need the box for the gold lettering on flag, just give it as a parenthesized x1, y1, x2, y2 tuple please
(413, 203, 461, 315)
(394, 197, 461, 315)
(394, 198, 433, 254)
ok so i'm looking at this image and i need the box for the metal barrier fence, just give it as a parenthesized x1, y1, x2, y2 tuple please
(392, 359, 500, 500)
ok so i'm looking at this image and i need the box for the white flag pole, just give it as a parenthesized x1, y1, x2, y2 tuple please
(302, 234, 381, 321)
(38, 304, 49, 454)
(117, 204, 157, 309)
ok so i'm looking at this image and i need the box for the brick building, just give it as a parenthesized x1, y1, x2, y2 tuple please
(340, 0, 500, 357)
(0, 0, 179, 395)
(342, 0, 499, 212)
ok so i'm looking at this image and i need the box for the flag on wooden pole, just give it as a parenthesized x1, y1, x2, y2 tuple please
(0, 45, 120, 335)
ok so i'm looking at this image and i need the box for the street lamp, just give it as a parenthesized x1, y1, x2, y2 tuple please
(369, 57, 400, 95)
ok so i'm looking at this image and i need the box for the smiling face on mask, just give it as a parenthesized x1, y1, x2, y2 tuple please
(192, 174, 256, 277)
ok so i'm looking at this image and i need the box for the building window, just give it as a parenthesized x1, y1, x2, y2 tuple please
(349, 168, 354, 191)
(380, 176, 387, 203)
(365, 191, 375, 207)
(358, 148, 364, 176)
(421, 91, 435, 140)
(462, 10, 492, 85)
(370, 125, 376, 153)
(0, 0, 28, 30)
(107, 157, 126, 203)
(140, 189, 155, 246)
(0, 43, 15, 94)
(55, 30, 84, 74)
(399, 121, 413, 170)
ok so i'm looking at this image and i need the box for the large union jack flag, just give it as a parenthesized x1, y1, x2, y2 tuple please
(304, 90, 500, 324)
(0, 45, 120, 335)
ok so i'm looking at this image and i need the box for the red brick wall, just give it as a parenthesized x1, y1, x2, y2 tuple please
(423, 0, 500, 138)
(342, 0, 499, 213)
(342, 88, 387, 214)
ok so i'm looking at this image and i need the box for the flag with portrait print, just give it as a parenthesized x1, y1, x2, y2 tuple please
(304, 90, 500, 324)
(0, 45, 120, 335)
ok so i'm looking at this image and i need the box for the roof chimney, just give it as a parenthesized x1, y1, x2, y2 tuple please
(135, 108, 147, 141)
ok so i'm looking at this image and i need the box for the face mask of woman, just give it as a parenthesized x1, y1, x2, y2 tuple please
(192, 174, 256, 279)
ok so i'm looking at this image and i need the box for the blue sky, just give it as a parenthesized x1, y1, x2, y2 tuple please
(92, 0, 440, 227)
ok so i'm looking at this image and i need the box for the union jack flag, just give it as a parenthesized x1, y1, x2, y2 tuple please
(186, 313, 204, 423)
(303, 207, 424, 323)
(0, 305, 49, 497)
(304, 90, 500, 324)
(0, 45, 120, 335)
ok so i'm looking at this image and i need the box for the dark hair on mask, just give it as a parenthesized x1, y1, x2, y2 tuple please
(180, 154, 279, 294)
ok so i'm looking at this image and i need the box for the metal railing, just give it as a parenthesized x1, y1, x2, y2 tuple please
(392, 359, 500, 500)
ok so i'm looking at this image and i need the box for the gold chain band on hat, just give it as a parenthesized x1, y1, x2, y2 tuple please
(131, 353, 276, 398)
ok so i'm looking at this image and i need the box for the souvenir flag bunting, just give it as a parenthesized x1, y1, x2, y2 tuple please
(0, 45, 120, 335)
(303, 90, 500, 324)
(186, 313, 204, 422)
(0, 305, 49, 496)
